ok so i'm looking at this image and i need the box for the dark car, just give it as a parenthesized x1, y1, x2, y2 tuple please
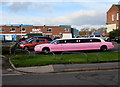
(114, 36, 120, 43)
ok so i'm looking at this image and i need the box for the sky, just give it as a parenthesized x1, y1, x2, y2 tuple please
(0, 0, 120, 29)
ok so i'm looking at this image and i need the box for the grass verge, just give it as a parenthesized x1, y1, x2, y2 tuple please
(9, 52, 120, 67)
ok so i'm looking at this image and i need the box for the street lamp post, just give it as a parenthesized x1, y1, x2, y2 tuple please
(20, 24, 23, 38)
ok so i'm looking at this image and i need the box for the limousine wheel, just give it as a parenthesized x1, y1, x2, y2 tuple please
(100, 46, 107, 52)
(42, 48, 50, 54)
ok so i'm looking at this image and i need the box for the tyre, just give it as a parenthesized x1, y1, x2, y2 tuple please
(100, 46, 107, 52)
(42, 48, 50, 54)
(24, 46, 29, 50)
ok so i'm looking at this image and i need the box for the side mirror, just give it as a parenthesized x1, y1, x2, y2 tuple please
(54, 42, 57, 45)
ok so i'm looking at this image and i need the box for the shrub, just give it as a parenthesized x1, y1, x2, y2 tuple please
(2, 46, 11, 55)
(109, 29, 120, 39)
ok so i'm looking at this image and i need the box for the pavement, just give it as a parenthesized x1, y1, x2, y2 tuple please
(2, 49, 120, 74)
(3, 62, 119, 74)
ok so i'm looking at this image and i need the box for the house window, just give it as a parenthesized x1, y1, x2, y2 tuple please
(20, 28, 26, 32)
(64, 28, 69, 32)
(112, 14, 114, 21)
(117, 26, 119, 29)
(117, 13, 119, 20)
(10, 28, 15, 32)
(0, 28, 5, 32)
(32, 28, 41, 32)
(47, 28, 52, 32)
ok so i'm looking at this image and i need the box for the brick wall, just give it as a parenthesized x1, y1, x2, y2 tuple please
(0, 25, 72, 39)
(107, 5, 120, 29)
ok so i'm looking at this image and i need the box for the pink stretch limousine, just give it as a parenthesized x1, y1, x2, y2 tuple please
(34, 38, 114, 54)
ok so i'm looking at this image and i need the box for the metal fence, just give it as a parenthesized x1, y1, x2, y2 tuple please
(96, 51, 120, 62)
(34, 51, 56, 59)
(60, 51, 88, 61)
(13, 49, 119, 63)
(14, 49, 30, 55)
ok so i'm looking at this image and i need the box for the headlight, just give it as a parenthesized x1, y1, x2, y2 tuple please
(20, 44, 24, 46)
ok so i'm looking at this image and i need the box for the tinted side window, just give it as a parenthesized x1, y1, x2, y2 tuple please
(92, 39, 101, 42)
(58, 40, 66, 44)
(90, 35, 94, 37)
(80, 39, 90, 43)
(66, 39, 76, 43)
(38, 40, 45, 43)
(32, 40, 36, 43)
(34, 37, 52, 41)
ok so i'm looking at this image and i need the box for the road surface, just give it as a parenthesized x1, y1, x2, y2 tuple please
(2, 69, 119, 85)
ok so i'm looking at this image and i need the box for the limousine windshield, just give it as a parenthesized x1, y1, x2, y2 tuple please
(50, 40, 57, 44)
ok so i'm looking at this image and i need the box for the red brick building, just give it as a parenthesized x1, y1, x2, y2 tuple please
(0, 24, 78, 41)
(106, 4, 120, 33)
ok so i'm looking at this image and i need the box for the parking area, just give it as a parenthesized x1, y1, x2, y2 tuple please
(8, 42, 119, 56)
(1, 41, 120, 55)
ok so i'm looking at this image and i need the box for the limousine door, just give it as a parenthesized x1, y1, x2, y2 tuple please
(51, 40, 67, 51)
(76, 43, 91, 50)
(56, 40, 73, 51)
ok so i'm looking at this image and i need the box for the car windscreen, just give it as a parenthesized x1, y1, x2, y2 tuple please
(50, 40, 57, 44)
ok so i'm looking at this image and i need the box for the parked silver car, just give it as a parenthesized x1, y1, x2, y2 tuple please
(88, 35, 110, 41)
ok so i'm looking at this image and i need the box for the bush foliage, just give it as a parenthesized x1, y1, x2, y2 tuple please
(109, 29, 120, 39)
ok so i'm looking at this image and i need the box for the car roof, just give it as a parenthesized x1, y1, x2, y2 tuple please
(33, 38, 46, 40)
(56, 38, 100, 40)
(33, 36, 51, 38)
(56, 38, 105, 42)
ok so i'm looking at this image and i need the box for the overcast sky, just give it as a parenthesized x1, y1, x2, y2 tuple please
(0, 0, 120, 29)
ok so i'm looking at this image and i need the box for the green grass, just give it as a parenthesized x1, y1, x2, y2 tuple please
(10, 52, 120, 67)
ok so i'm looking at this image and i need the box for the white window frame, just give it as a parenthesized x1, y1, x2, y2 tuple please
(47, 28, 52, 32)
(20, 28, 26, 32)
(112, 14, 114, 21)
(0, 28, 5, 32)
(64, 28, 69, 32)
(10, 28, 16, 32)
(117, 13, 119, 20)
